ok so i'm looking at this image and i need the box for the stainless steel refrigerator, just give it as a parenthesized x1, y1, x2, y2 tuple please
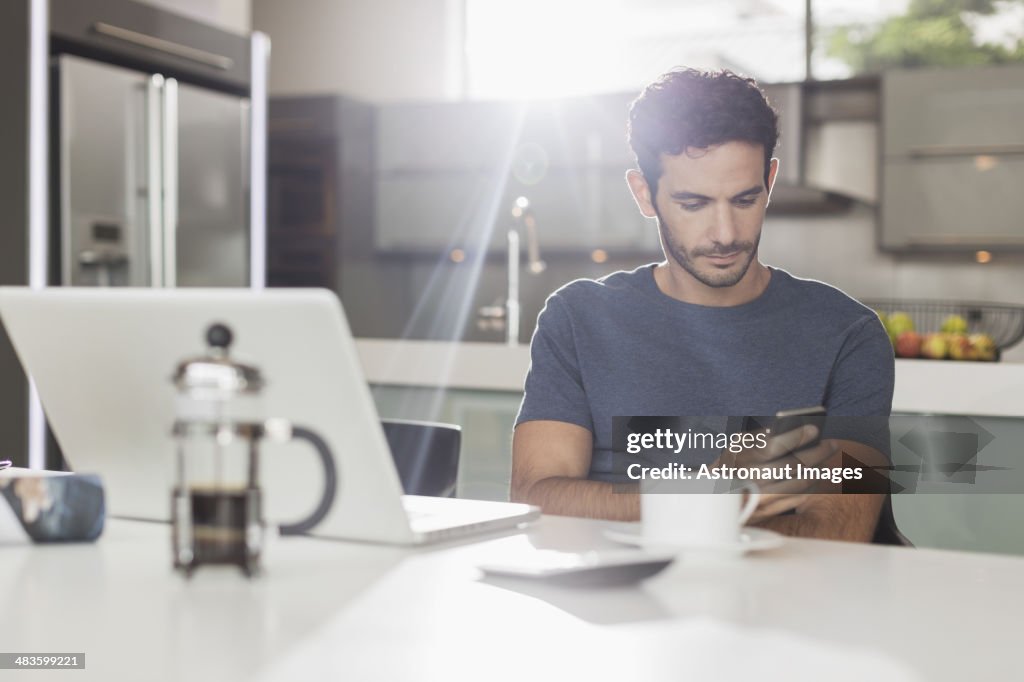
(1, 0, 268, 469)
(58, 54, 252, 288)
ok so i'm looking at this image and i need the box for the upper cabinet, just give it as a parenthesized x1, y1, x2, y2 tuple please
(374, 94, 660, 254)
(881, 66, 1024, 251)
(883, 67, 1024, 157)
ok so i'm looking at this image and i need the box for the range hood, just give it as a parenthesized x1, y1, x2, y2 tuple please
(763, 81, 879, 214)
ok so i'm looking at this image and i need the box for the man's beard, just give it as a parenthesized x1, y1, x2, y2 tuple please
(656, 211, 760, 289)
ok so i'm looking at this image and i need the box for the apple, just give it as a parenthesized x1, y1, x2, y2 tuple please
(887, 312, 915, 337)
(895, 331, 922, 358)
(874, 310, 895, 346)
(947, 334, 977, 361)
(969, 333, 997, 361)
(920, 333, 949, 360)
(940, 314, 969, 334)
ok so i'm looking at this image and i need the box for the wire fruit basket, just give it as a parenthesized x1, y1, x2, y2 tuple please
(862, 299, 1024, 361)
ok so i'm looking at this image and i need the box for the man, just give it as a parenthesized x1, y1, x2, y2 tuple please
(510, 68, 894, 542)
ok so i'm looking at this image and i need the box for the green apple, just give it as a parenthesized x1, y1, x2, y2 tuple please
(887, 312, 915, 337)
(940, 314, 968, 334)
(920, 333, 949, 360)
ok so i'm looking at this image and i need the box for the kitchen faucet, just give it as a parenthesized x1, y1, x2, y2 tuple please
(477, 196, 545, 345)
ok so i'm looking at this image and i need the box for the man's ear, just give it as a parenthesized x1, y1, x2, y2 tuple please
(625, 169, 657, 219)
(765, 158, 780, 203)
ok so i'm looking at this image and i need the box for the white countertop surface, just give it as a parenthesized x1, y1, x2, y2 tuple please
(2, 516, 1021, 681)
(356, 339, 1024, 417)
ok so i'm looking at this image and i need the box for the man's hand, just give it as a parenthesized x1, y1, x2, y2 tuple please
(715, 430, 886, 542)
(715, 424, 836, 522)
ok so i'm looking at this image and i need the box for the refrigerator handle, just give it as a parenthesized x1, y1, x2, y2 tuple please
(249, 32, 271, 289)
(162, 78, 179, 288)
(146, 75, 164, 287)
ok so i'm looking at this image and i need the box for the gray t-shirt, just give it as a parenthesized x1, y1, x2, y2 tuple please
(515, 264, 895, 482)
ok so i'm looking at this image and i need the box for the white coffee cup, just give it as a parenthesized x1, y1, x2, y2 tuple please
(641, 479, 760, 548)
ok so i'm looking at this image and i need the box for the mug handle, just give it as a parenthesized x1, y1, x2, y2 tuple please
(276, 424, 338, 536)
(736, 481, 760, 526)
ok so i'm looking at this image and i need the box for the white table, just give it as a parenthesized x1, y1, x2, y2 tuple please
(1, 516, 1020, 682)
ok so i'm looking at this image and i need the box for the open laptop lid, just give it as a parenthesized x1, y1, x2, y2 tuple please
(0, 287, 415, 544)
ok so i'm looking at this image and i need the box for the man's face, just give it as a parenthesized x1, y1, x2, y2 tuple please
(630, 141, 777, 289)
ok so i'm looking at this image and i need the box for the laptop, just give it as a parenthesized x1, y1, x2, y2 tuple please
(0, 287, 539, 545)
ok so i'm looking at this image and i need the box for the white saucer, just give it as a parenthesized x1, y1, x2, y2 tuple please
(603, 525, 784, 555)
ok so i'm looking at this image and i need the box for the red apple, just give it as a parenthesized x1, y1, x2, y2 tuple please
(895, 331, 922, 358)
(920, 333, 949, 360)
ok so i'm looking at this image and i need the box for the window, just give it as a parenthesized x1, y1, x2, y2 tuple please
(464, 0, 1024, 98)
(815, 0, 1024, 77)
(465, 0, 809, 98)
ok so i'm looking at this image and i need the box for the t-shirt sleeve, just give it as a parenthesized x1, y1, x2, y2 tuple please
(821, 314, 895, 456)
(515, 294, 594, 431)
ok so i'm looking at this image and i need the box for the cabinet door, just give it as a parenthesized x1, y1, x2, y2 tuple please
(376, 172, 501, 252)
(882, 66, 1024, 251)
(374, 96, 656, 253)
(884, 66, 1024, 157)
(881, 157, 1024, 250)
(516, 93, 636, 169)
(377, 102, 520, 172)
(376, 168, 655, 253)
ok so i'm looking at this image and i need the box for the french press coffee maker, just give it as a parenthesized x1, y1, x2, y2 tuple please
(170, 323, 337, 577)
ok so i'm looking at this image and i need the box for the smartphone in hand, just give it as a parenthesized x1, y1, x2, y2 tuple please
(771, 406, 827, 451)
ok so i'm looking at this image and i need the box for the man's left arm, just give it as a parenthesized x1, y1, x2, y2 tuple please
(753, 439, 886, 542)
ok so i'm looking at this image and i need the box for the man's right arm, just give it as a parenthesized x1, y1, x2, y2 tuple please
(510, 420, 639, 521)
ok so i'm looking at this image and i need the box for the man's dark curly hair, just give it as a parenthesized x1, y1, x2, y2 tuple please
(628, 68, 779, 195)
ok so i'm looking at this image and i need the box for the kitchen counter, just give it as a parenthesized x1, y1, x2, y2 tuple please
(356, 339, 1024, 417)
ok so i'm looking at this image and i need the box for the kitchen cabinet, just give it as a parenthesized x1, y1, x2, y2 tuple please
(882, 67, 1024, 157)
(268, 95, 378, 289)
(881, 66, 1024, 251)
(891, 413, 1024, 557)
(374, 94, 658, 254)
(883, 156, 1024, 249)
(375, 171, 656, 252)
(267, 134, 338, 288)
